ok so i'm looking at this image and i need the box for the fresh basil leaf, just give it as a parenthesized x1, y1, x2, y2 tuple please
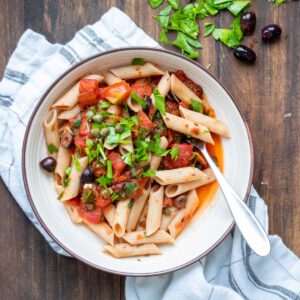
(122, 152, 133, 167)
(227, 0, 250, 16)
(153, 88, 166, 116)
(204, 3, 219, 15)
(132, 58, 145, 65)
(170, 147, 180, 160)
(142, 169, 157, 177)
(134, 140, 150, 162)
(167, 0, 179, 10)
(204, 22, 216, 37)
(148, 0, 165, 9)
(47, 143, 58, 154)
(106, 160, 113, 179)
(191, 99, 203, 113)
(214, 0, 232, 4)
(73, 154, 82, 171)
(160, 29, 170, 45)
(172, 32, 199, 59)
(154, 15, 170, 28)
(159, 5, 172, 15)
(131, 91, 146, 109)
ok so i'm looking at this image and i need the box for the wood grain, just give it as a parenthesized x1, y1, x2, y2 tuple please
(0, 1, 299, 299)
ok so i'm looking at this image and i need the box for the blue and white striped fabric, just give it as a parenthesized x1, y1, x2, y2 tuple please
(0, 7, 299, 300)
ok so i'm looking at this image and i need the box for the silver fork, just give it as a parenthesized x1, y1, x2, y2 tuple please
(187, 138, 271, 256)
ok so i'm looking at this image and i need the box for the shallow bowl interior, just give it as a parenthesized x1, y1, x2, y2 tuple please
(23, 48, 253, 276)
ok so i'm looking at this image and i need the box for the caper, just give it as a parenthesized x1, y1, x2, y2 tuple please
(86, 111, 95, 122)
(93, 114, 103, 123)
(73, 119, 82, 128)
(115, 124, 124, 133)
(101, 189, 111, 198)
(91, 128, 101, 138)
(100, 127, 110, 137)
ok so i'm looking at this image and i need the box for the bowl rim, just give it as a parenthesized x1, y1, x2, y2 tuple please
(22, 47, 254, 277)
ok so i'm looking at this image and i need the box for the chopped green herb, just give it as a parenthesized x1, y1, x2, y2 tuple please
(106, 160, 113, 179)
(204, 23, 216, 37)
(131, 57, 145, 65)
(153, 88, 166, 116)
(134, 139, 150, 162)
(111, 192, 122, 201)
(148, 0, 165, 9)
(191, 99, 203, 113)
(159, 5, 172, 15)
(81, 189, 94, 203)
(63, 176, 70, 188)
(99, 101, 111, 109)
(167, 0, 179, 10)
(65, 166, 72, 177)
(73, 154, 82, 171)
(127, 200, 134, 208)
(96, 175, 113, 188)
(122, 152, 133, 167)
(143, 232, 148, 238)
(142, 169, 157, 177)
(271, 0, 286, 5)
(170, 147, 179, 160)
(154, 15, 170, 28)
(86, 138, 94, 149)
(160, 29, 170, 45)
(227, 1, 250, 16)
(172, 32, 201, 59)
(47, 143, 58, 154)
(125, 182, 138, 197)
(131, 91, 146, 109)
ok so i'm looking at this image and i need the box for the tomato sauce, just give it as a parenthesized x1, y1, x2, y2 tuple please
(196, 133, 224, 214)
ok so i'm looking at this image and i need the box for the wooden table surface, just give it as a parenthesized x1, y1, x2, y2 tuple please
(0, 1, 299, 299)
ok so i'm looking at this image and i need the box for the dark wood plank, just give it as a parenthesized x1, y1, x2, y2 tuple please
(0, 1, 299, 300)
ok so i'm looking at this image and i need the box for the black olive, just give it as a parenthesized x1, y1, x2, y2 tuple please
(174, 194, 188, 209)
(80, 168, 95, 186)
(233, 45, 256, 64)
(144, 96, 152, 114)
(240, 11, 256, 36)
(262, 24, 282, 42)
(40, 157, 57, 173)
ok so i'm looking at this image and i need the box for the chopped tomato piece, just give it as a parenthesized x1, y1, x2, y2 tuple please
(174, 70, 203, 98)
(94, 168, 106, 178)
(179, 102, 190, 109)
(79, 79, 99, 93)
(114, 174, 130, 183)
(78, 117, 90, 136)
(103, 81, 131, 104)
(78, 203, 102, 224)
(166, 129, 176, 145)
(78, 91, 98, 107)
(163, 144, 193, 169)
(65, 197, 80, 207)
(131, 79, 152, 97)
(163, 197, 173, 207)
(166, 100, 180, 116)
(74, 135, 87, 153)
(108, 151, 126, 177)
(151, 76, 162, 88)
(138, 111, 153, 130)
(131, 178, 148, 199)
(96, 88, 105, 99)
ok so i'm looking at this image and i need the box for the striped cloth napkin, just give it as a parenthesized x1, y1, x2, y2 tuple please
(0, 7, 299, 300)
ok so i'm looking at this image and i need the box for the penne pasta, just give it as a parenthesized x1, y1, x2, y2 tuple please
(149, 136, 168, 170)
(163, 113, 214, 144)
(110, 63, 164, 80)
(102, 243, 161, 258)
(126, 96, 142, 112)
(150, 71, 171, 102)
(57, 105, 81, 120)
(119, 138, 134, 156)
(103, 71, 122, 85)
(136, 202, 148, 231)
(165, 168, 215, 197)
(146, 185, 164, 236)
(113, 199, 131, 238)
(84, 220, 115, 246)
(123, 230, 174, 245)
(160, 207, 178, 231)
(153, 167, 207, 185)
(179, 106, 230, 137)
(168, 189, 199, 238)
(170, 74, 203, 105)
(51, 74, 103, 110)
(64, 204, 83, 223)
(126, 182, 151, 232)
(103, 204, 116, 227)
(43, 109, 60, 156)
(60, 156, 88, 201)
(54, 146, 71, 184)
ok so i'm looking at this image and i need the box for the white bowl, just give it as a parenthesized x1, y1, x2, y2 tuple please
(22, 48, 253, 276)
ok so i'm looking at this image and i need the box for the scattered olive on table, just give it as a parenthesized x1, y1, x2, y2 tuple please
(233, 45, 257, 64)
(80, 168, 95, 186)
(240, 11, 256, 36)
(40, 157, 57, 173)
(262, 24, 282, 42)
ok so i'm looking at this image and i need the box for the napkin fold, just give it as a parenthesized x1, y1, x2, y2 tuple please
(0, 7, 299, 300)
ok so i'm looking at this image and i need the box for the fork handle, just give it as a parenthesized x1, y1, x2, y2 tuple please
(201, 148, 271, 256)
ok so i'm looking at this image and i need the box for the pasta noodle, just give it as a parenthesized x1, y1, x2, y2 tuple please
(153, 167, 207, 185)
(123, 230, 174, 245)
(110, 63, 164, 80)
(57, 105, 81, 120)
(146, 185, 164, 236)
(163, 113, 214, 144)
(84, 220, 115, 246)
(113, 200, 131, 238)
(43, 109, 60, 156)
(55, 145, 71, 184)
(179, 106, 230, 137)
(103, 71, 122, 85)
(103, 204, 116, 227)
(165, 168, 215, 197)
(102, 243, 161, 258)
(64, 204, 82, 223)
(149, 136, 168, 170)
